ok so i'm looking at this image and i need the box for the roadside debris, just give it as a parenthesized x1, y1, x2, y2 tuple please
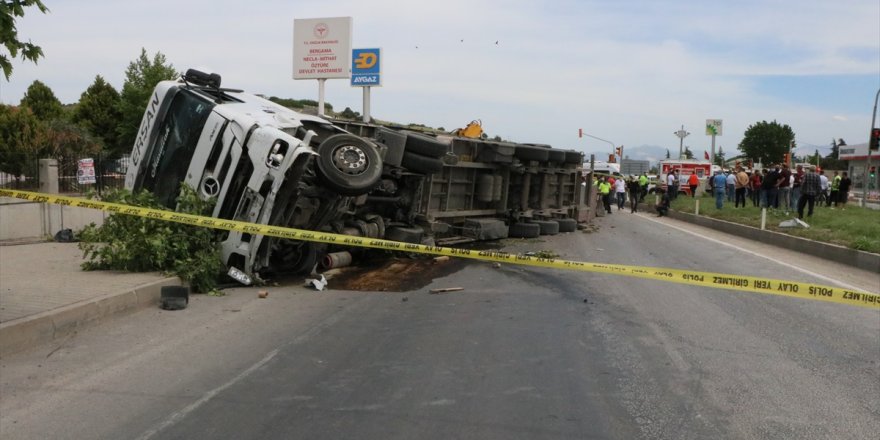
(433, 256, 450, 263)
(160, 286, 189, 310)
(305, 275, 328, 291)
(779, 219, 810, 228)
(257, 290, 269, 298)
(492, 262, 501, 269)
(430, 287, 464, 294)
(322, 251, 353, 270)
(54, 228, 76, 243)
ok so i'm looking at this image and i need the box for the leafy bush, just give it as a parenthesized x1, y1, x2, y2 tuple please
(77, 186, 224, 293)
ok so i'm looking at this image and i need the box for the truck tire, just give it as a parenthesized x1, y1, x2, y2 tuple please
(547, 149, 566, 163)
(508, 222, 541, 238)
(401, 151, 444, 174)
(556, 218, 577, 232)
(514, 146, 549, 162)
(316, 134, 383, 196)
(564, 151, 584, 164)
(529, 219, 560, 235)
(403, 131, 448, 158)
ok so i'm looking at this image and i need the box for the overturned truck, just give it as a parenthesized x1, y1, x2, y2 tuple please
(125, 70, 589, 283)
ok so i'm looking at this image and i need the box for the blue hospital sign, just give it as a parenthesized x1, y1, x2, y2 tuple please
(351, 48, 381, 87)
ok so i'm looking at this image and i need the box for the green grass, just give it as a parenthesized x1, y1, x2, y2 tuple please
(670, 194, 880, 254)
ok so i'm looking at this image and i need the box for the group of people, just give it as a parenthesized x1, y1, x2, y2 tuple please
(706, 164, 852, 215)
(593, 164, 853, 221)
(594, 173, 651, 215)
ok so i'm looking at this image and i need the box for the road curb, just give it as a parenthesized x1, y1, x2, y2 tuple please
(666, 210, 880, 273)
(0, 277, 182, 357)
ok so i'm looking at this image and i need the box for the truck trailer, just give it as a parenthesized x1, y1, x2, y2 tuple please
(125, 69, 589, 283)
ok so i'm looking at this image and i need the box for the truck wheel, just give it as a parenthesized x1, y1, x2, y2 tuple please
(529, 220, 560, 235)
(564, 151, 584, 164)
(547, 150, 566, 163)
(403, 131, 448, 157)
(508, 222, 541, 238)
(267, 241, 319, 276)
(514, 146, 549, 162)
(401, 151, 444, 174)
(556, 218, 577, 232)
(316, 134, 383, 196)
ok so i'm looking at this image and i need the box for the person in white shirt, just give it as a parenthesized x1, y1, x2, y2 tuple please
(614, 177, 627, 210)
(666, 170, 679, 200)
(819, 170, 829, 206)
(725, 171, 736, 202)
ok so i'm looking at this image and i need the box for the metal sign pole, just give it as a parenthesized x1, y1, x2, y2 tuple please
(363, 86, 371, 123)
(711, 134, 716, 166)
(318, 78, 327, 116)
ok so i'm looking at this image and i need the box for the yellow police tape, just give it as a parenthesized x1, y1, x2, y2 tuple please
(3, 189, 877, 310)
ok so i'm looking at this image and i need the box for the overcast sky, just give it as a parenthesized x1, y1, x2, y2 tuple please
(2, 0, 878, 157)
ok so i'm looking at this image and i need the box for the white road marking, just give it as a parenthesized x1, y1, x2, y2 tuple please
(135, 349, 279, 440)
(640, 214, 871, 293)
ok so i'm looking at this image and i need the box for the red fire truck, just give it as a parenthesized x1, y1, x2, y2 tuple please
(659, 159, 712, 196)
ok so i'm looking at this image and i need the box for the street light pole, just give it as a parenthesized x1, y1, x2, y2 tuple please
(674, 125, 690, 159)
(580, 133, 617, 156)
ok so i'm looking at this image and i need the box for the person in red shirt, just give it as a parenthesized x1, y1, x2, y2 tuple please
(687, 173, 699, 197)
(749, 171, 762, 207)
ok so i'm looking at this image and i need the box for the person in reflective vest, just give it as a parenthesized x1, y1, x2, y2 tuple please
(598, 177, 612, 214)
(639, 173, 648, 202)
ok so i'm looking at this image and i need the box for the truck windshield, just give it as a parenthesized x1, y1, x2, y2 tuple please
(140, 90, 214, 207)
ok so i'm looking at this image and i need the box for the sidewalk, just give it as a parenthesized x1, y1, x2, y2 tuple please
(0, 241, 180, 356)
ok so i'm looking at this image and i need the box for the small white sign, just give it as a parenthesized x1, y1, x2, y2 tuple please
(705, 119, 723, 136)
(77, 158, 96, 184)
(293, 17, 353, 80)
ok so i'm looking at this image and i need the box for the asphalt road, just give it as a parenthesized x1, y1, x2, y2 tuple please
(1, 211, 878, 439)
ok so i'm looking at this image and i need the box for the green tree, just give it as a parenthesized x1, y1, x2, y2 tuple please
(738, 120, 795, 166)
(73, 75, 123, 155)
(117, 49, 178, 150)
(0, 104, 45, 175)
(339, 106, 360, 120)
(41, 118, 101, 159)
(683, 146, 693, 159)
(19, 79, 63, 120)
(665, 149, 670, 159)
(0, 0, 49, 80)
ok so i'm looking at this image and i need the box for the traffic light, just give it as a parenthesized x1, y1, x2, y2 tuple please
(871, 166, 877, 178)
(870, 128, 880, 151)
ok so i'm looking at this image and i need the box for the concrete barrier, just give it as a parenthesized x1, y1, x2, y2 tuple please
(0, 277, 180, 357)
(667, 210, 880, 273)
(0, 197, 106, 241)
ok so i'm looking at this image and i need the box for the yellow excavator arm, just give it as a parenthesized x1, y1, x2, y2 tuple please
(454, 120, 484, 139)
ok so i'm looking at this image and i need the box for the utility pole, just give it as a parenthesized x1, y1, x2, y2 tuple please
(674, 126, 690, 159)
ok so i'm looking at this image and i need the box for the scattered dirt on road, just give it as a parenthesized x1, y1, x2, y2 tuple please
(327, 255, 469, 292)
